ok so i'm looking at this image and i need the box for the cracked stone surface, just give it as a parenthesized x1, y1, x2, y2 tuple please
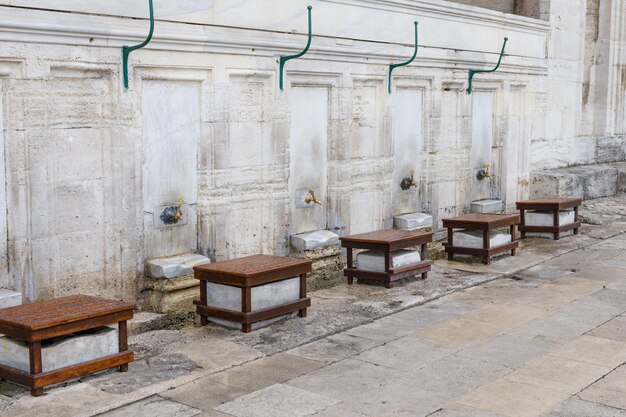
(88, 353, 198, 394)
(2, 198, 626, 416)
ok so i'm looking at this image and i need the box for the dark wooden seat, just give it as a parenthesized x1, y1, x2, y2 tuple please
(340, 229, 433, 288)
(0, 295, 134, 396)
(194, 255, 312, 333)
(516, 198, 582, 240)
(442, 213, 519, 264)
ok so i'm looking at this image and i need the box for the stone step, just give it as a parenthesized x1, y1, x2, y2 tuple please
(290, 230, 339, 251)
(530, 163, 619, 200)
(0, 289, 22, 308)
(146, 253, 211, 280)
(470, 199, 503, 213)
(144, 253, 210, 314)
(614, 162, 626, 193)
(393, 212, 433, 230)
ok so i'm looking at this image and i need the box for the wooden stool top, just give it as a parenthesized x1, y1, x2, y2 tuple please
(516, 198, 582, 210)
(340, 229, 433, 251)
(0, 295, 135, 341)
(194, 254, 312, 287)
(442, 213, 520, 230)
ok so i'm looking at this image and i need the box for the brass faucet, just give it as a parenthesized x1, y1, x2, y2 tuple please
(304, 190, 322, 205)
(160, 197, 184, 225)
(400, 170, 418, 191)
(476, 164, 494, 181)
(173, 197, 184, 222)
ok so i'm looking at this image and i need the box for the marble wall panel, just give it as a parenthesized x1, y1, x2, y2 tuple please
(289, 86, 329, 234)
(0, 83, 6, 288)
(392, 88, 423, 215)
(142, 79, 200, 260)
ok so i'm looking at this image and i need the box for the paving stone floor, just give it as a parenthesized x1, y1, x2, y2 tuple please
(1, 196, 626, 416)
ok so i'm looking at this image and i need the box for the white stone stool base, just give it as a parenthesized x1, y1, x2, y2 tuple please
(525, 210, 575, 227)
(0, 326, 118, 373)
(356, 250, 422, 273)
(453, 230, 512, 249)
(204, 278, 300, 329)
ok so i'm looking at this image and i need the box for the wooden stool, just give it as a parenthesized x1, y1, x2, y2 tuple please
(0, 295, 134, 396)
(443, 213, 519, 264)
(340, 229, 433, 288)
(194, 255, 312, 333)
(516, 198, 582, 240)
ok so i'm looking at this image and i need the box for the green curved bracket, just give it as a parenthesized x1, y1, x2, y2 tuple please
(466, 37, 508, 94)
(122, 0, 155, 89)
(278, 6, 312, 91)
(388, 21, 418, 94)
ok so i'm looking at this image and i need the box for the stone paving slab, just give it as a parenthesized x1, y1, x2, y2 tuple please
(549, 335, 626, 368)
(547, 398, 626, 417)
(355, 335, 457, 371)
(414, 317, 506, 347)
(215, 384, 339, 417)
(579, 364, 626, 406)
(409, 353, 513, 396)
(578, 385, 626, 410)
(206, 353, 325, 392)
(286, 332, 383, 364)
(99, 395, 202, 417)
(431, 404, 508, 417)
(456, 380, 571, 417)
(501, 354, 612, 395)
(589, 315, 626, 341)
(161, 379, 249, 415)
(455, 333, 559, 369)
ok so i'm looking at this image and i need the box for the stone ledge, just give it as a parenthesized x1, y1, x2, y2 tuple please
(290, 230, 340, 252)
(530, 164, 619, 200)
(470, 199, 503, 214)
(146, 253, 211, 279)
(394, 212, 433, 230)
(0, 290, 22, 309)
(612, 162, 626, 193)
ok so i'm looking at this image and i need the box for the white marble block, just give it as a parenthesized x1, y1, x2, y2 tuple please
(453, 230, 512, 249)
(0, 290, 22, 308)
(290, 230, 339, 251)
(147, 253, 211, 279)
(205, 278, 301, 330)
(393, 213, 433, 230)
(525, 210, 576, 238)
(356, 250, 422, 273)
(525, 209, 575, 227)
(0, 326, 118, 373)
(470, 199, 504, 214)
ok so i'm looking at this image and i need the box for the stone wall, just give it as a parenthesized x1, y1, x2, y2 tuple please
(0, 0, 622, 302)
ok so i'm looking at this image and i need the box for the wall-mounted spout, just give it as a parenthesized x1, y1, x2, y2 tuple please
(400, 170, 418, 190)
(476, 164, 494, 181)
(304, 189, 322, 205)
(160, 197, 184, 224)
(122, 0, 154, 89)
(466, 37, 508, 94)
(278, 5, 313, 91)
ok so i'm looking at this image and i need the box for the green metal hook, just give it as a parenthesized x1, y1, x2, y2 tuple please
(466, 37, 508, 94)
(388, 21, 418, 94)
(122, 0, 155, 89)
(278, 6, 312, 91)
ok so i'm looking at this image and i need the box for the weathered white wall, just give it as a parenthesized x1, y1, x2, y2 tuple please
(0, 83, 6, 288)
(0, 0, 621, 302)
